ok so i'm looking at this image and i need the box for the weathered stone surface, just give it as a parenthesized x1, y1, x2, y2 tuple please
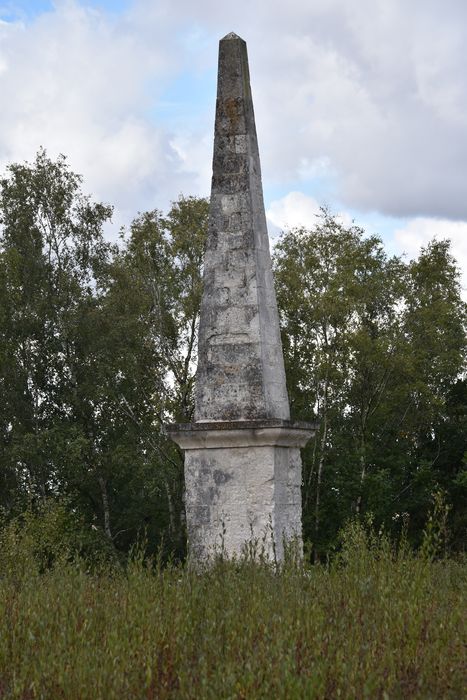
(167, 33, 316, 563)
(184, 445, 301, 561)
(195, 32, 290, 423)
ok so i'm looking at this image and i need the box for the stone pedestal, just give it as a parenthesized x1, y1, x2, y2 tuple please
(169, 421, 314, 561)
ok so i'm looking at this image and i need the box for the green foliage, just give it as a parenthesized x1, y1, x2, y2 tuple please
(0, 152, 208, 560)
(420, 489, 452, 559)
(0, 163, 465, 697)
(273, 209, 466, 557)
(0, 149, 114, 512)
(0, 523, 465, 698)
(0, 499, 118, 577)
(100, 195, 208, 557)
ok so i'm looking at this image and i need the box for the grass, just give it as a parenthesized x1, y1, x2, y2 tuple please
(0, 521, 465, 699)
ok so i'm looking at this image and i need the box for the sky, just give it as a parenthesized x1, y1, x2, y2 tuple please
(1, 0, 466, 294)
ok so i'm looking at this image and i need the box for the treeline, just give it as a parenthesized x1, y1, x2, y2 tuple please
(0, 151, 465, 560)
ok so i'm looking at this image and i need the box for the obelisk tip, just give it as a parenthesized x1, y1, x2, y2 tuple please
(221, 31, 244, 42)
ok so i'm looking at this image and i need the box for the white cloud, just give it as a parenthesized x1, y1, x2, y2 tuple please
(394, 217, 467, 297)
(266, 191, 352, 236)
(170, 131, 213, 198)
(266, 191, 321, 232)
(0, 0, 191, 231)
(1, 0, 467, 259)
(145, 0, 467, 220)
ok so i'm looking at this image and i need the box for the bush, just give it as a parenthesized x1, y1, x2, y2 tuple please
(0, 499, 119, 579)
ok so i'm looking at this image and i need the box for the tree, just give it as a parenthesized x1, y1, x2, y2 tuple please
(0, 151, 209, 559)
(0, 149, 113, 512)
(274, 211, 466, 556)
(95, 196, 208, 555)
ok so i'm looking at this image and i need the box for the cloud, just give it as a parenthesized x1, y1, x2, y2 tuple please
(266, 191, 321, 232)
(1, 0, 467, 243)
(170, 131, 213, 199)
(266, 191, 354, 237)
(144, 0, 467, 221)
(0, 0, 195, 230)
(394, 217, 467, 297)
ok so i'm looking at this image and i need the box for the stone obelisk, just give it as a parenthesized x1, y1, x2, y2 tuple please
(168, 33, 316, 562)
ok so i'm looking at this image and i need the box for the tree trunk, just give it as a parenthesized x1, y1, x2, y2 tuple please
(355, 454, 365, 515)
(164, 479, 175, 536)
(304, 379, 319, 509)
(314, 371, 329, 563)
(355, 420, 367, 514)
(98, 474, 112, 539)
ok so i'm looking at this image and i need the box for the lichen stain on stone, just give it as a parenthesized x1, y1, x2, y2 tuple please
(224, 97, 241, 131)
(213, 469, 233, 486)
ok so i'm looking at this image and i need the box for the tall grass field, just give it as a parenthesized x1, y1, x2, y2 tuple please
(0, 517, 465, 699)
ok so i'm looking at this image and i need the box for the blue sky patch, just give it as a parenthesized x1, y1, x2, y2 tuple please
(0, 0, 131, 22)
(0, 0, 54, 21)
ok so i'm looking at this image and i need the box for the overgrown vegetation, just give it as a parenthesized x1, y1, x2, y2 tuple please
(0, 507, 465, 699)
(0, 151, 465, 697)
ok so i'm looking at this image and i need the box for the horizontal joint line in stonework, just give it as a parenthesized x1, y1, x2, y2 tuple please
(206, 332, 253, 340)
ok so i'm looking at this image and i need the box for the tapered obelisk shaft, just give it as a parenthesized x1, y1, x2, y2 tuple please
(168, 34, 316, 563)
(195, 32, 290, 423)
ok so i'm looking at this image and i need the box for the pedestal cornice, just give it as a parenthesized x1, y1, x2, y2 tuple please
(167, 419, 317, 450)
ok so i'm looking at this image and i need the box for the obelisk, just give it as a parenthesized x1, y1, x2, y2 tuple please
(168, 33, 316, 562)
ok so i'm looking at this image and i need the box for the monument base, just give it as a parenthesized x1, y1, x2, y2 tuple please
(167, 420, 316, 562)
